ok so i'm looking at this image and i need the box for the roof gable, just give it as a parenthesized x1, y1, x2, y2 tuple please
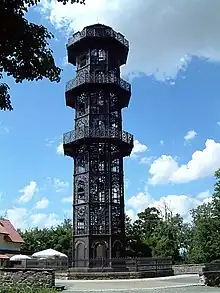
(0, 219, 24, 243)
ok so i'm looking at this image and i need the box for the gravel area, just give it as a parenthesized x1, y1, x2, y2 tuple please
(55, 274, 219, 292)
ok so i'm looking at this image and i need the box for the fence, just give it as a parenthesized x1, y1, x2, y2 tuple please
(11, 257, 172, 272)
(11, 258, 68, 271)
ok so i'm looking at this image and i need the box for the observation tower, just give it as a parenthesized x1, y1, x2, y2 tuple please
(63, 24, 133, 268)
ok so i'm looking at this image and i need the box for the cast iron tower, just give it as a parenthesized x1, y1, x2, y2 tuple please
(63, 24, 133, 268)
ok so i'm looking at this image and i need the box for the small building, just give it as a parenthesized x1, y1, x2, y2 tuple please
(0, 218, 24, 262)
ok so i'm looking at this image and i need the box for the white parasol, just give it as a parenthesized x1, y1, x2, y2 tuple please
(32, 248, 67, 259)
(10, 254, 31, 261)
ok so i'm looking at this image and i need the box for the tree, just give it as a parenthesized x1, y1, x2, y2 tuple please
(19, 218, 72, 255)
(188, 169, 220, 263)
(125, 214, 152, 257)
(133, 207, 162, 241)
(149, 212, 185, 262)
(0, 0, 85, 111)
(188, 202, 216, 263)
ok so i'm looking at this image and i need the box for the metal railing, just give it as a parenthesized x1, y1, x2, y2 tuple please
(63, 127, 133, 146)
(66, 72, 131, 93)
(72, 257, 172, 272)
(10, 257, 172, 272)
(68, 27, 129, 48)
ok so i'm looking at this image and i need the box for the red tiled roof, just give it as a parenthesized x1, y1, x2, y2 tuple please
(0, 223, 8, 235)
(0, 254, 9, 259)
(0, 219, 24, 243)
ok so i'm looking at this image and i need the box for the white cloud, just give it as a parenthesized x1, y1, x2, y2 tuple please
(184, 130, 197, 141)
(57, 143, 64, 155)
(149, 155, 178, 185)
(131, 140, 148, 157)
(196, 190, 212, 200)
(3, 208, 62, 230)
(62, 196, 72, 203)
(30, 213, 61, 228)
(217, 121, 220, 127)
(6, 207, 29, 230)
(35, 197, 49, 209)
(140, 156, 155, 165)
(127, 192, 151, 213)
(39, 0, 220, 81)
(149, 139, 220, 185)
(126, 209, 138, 222)
(126, 190, 213, 223)
(53, 178, 69, 192)
(160, 140, 164, 146)
(18, 181, 38, 203)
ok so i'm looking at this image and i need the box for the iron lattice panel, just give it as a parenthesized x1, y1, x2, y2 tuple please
(66, 72, 131, 93)
(68, 26, 129, 49)
(63, 127, 133, 145)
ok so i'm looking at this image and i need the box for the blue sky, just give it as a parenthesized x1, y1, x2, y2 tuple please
(1, 0, 220, 229)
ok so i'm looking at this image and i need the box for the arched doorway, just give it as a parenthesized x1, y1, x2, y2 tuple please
(75, 241, 86, 267)
(92, 241, 108, 267)
(113, 241, 122, 258)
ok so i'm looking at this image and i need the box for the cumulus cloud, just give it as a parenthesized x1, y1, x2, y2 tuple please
(4, 207, 61, 230)
(149, 139, 220, 185)
(126, 189, 212, 222)
(35, 197, 49, 209)
(184, 130, 197, 142)
(6, 208, 29, 230)
(39, 0, 220, 81)
(131, 140, 148, 157)
(56, 143, 64, 155)
(140, 156, 155, 165)
(18, 181, 38, 203)
(30, 213, 61, 228)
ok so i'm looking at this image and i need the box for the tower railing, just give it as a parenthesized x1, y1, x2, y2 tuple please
(66, 72, 131, 93)
(68, 27, 129, 48)
(63, 127, 133, 146)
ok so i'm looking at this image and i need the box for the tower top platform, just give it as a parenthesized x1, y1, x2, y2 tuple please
(67, 23, 129, 66)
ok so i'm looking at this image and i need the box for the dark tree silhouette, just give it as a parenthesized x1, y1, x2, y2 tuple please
(0, 0, 85, 111)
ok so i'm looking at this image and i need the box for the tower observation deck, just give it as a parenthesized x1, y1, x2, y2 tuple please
(63, 24, 134, 268)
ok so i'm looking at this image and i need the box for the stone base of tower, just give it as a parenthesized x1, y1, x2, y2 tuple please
(64, 269, 174, 280)
(71, 258, 127, 272)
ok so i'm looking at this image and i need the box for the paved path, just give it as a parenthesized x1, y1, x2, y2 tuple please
(55, 274, 219, 292)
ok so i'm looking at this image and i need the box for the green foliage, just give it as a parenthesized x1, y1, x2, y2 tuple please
(189, 170, 220, 263)
(125, 207, 191, 262)
(187, 169, 220, 263)
(0, 0, 85, 111)
(20, 218, 72, 256)
(17, 168, 220, 264)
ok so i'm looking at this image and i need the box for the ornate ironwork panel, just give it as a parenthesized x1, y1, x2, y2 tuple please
(90, 204, 109, 234)
(68, 25, 129, 49)
(75, 205, 88, 235)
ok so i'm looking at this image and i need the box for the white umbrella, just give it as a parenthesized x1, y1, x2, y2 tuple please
(10, 254, 31, 261)
(32, 248, 67, 259)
